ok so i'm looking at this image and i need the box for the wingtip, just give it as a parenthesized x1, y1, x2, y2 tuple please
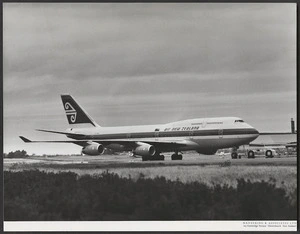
(19, 136, 32, 142)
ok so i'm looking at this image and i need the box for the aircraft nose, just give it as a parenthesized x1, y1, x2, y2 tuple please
(253, 128, 259, 135)
(252, 128, 260, 140)
(246, 122, 259, 140)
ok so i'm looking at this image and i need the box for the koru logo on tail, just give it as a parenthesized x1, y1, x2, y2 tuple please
(64, 102, 77, 123)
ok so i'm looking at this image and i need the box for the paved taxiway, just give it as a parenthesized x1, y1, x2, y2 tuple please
(4, 153, 296, 170)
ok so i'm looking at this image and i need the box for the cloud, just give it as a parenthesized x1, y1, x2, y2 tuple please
(3, 3, 296, 154)
(4, 3, 295, 80)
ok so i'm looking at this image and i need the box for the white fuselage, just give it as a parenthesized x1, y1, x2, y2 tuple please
(67, 117, 259, 154)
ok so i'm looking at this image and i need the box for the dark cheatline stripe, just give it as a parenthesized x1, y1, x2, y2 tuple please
(223, 128, 259, 135)
(86, 128, 258, 140)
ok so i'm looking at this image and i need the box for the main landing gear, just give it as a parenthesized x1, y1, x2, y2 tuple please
(171, 152, 183, 160)
(142, 153, 165, 161)
(141, 151, 183, 161)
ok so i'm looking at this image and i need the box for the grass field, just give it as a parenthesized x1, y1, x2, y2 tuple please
(4, 169, 296, 221)
(4, 154, 297, 203)
(4, 154, 297, 221)
(5, 163, 296, 202)
(66, 166, 296, 198)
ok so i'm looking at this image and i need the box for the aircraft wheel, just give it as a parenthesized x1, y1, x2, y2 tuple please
(231, 152, 237, 159)
(265, 150, 273, 158)
(247, 150, 255, 159)
(171, 154, 181, 160)
(171, 154, 183, 160)
(148, 154, 165, 161)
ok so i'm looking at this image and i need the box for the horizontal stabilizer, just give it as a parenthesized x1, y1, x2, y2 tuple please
(19, 136, 89, 146)
(19, 136, 32, 142)
(19, 137, 87, 143)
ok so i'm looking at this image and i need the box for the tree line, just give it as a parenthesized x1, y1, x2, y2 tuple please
(4, 150, 28, 158)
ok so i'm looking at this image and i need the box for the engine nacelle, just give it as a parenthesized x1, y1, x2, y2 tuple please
(133, 142, 156, 157)
(82, 143, 105, 156)
(196, 149, 218, 155)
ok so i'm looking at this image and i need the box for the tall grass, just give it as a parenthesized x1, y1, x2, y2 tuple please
(4, 170, 296, 221)
(63, 165, 296, 194)
(4, 159, 296, 202)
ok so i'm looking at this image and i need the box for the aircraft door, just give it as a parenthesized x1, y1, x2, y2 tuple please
(154, 129, 159, 141)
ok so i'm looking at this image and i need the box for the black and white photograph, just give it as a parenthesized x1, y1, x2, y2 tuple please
(3, 2, 297, 232)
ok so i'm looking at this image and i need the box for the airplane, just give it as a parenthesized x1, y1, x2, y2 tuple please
(20, 94, 260, 161)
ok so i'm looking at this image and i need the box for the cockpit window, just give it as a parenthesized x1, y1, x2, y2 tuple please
(234, 120, 244, 123)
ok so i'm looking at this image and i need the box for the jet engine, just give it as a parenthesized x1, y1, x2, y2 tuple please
(82, 143, 105, 156)
(133, 142, 156, 157)
(196, 149, 218, 155)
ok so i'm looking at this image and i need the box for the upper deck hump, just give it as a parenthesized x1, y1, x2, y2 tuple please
(165, 117, 240, 126)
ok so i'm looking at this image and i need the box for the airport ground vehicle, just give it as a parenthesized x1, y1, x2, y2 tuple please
(231, 146, 277, 159)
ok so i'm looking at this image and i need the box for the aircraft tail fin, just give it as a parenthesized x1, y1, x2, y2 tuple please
(61, 94, 100, 128)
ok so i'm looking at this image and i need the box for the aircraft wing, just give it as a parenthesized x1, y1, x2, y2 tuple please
(258, 132, 296, 135)
(19, 136, 188, 149)
(36, 129, 86, 137)
(249, 132, 297, 148)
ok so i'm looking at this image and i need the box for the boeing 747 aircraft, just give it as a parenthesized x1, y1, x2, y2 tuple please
(20, 95, 259, 161)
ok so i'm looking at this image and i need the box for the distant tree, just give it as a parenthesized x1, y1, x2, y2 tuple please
(6, 150, 28, 158)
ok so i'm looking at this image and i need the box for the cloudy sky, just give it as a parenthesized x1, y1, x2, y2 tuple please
(3, 3, 296, 155)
